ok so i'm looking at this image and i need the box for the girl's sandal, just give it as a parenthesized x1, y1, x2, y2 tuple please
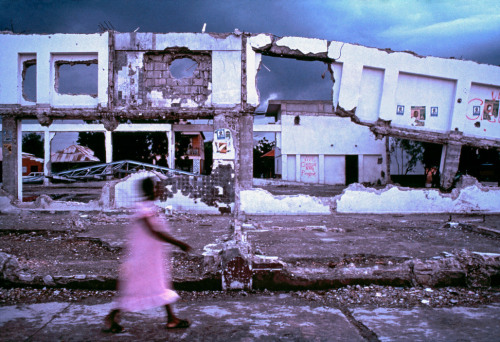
(103, 314, 124, 334)
(166, 319, 190, 329)
(102, 321, 124, 333)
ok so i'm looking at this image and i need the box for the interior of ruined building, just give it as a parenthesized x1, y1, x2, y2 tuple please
(1, 31, 499, 212)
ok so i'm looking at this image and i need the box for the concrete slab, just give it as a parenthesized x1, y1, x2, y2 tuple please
(0, 295, 364, 341)
(352, 303, 500, 342)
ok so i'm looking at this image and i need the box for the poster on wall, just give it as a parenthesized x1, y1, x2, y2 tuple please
(410, 106, 426, 126)
(213, 128, 235, 160)
(472, 106, 481, 118)
(483, 100, 499, 121)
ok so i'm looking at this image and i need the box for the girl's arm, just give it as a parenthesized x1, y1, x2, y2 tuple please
(141, 217, 191, 252)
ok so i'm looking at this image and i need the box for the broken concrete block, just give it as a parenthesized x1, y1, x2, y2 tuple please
(410, 257, 466, 287)
(252, 255, 284, 270)
(0, 252, 20, 282)
(221, 245, 252, 290)
(43, 275, 55, 285)
(17, 272, 35, 282)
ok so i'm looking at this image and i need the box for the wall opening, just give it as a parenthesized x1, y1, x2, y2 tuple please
(170, 57, 198, 79)
(253, 56, 333, 184)
(112, 132, 168, 165)
(174, 120, 213, 175)
(55, 61, 98, 96)
(21, 131, 44, 176)
(255, 56, 333, 112)
(459, 146, 500, 185)
(51, 123, 102, 173)
(345, 155, 359, 185)
(22, 60, 37, 102)
(389, 138, 443, 187)
(141, 51, 211, 108)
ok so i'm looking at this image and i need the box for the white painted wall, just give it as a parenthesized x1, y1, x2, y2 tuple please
(336, 183, 500, 214)
(0, 33, 109, 107)
(211, 51, 241, 106)
(465, 84, 500, 139)
(271, 102, 387, 185)
(280, 114, 384, 155)
(328, 40, 500, 141)
(240, 183, 500, 215)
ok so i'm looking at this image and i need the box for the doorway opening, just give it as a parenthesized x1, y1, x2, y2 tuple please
(345, 155, 359, 185)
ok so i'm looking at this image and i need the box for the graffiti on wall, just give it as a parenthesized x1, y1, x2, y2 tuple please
(300, 155, 318, 182)
(467, 91, 500, 122)
(410, 106, 426, 126)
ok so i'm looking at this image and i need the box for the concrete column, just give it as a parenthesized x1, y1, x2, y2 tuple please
(238, 114, 253, 190)
(104, 131, 113, 163)
(43, 130, 55, 186)
(440, 142, 462, 190)
(213, 113, 238, 216)
(358, 154, 364, 183)
(319, 154, 325, 184)
(281, 154, 287, 181)
(439, 144, 447, 175)
(1, 117, 22, 200)
(167, 130, 175, 169)
(295, 154, 300, 182)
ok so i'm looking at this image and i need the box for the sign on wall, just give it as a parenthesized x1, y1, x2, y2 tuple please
(410, 106, 426, 126)
(213, 128, 235, 160)
(483, 99, 499, 122)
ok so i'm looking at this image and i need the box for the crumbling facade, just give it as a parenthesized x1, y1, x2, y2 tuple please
(1, 31, 500, 207)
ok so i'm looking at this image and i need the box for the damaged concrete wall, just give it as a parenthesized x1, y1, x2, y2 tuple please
(324, 41, 500, 147)
(108, 170, 235, 214)
(112, 32, 243, 112)
(0, 32, 109, 111)
(240, 180, 500, 215)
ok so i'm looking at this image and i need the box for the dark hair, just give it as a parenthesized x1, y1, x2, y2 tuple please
(141, 177, 156, 200)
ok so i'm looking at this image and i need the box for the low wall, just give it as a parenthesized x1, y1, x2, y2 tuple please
(241, 177, 500, 215)
(109, 166, 235, 214)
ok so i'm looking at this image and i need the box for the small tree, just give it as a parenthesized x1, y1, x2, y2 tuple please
(253, 137, 275, 178)
(22, 133, 44, 158)
(389, 138, 425, 175)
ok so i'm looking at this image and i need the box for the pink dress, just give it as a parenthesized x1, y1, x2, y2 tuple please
(116, 201, 179, 312)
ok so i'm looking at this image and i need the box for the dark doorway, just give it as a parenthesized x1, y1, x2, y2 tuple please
(345, 155, 359, 185)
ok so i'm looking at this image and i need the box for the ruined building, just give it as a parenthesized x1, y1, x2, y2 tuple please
(261, 100, 388, 185)
(1, 31, 499, 212)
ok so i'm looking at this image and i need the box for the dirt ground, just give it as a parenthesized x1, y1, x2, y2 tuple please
(1, 207, 499, 312)
(0, 212, 229, 282)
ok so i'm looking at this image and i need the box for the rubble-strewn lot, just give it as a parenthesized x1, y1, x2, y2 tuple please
(1, 210, 499, 310)
(1, 286, 499, 308)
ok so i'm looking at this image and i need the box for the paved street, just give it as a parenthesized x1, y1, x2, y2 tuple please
(2, 294, 500, 341)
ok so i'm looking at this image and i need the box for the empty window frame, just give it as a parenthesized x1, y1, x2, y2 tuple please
(19, 54, 37, 103)
(53, 54, 98, 96)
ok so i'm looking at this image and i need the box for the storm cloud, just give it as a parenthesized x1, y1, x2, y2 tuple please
(1, 0, 499, 111)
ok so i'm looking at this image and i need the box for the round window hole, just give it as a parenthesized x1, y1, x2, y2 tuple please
(170, 58, 197, 79)
(474, 122, 480, 128)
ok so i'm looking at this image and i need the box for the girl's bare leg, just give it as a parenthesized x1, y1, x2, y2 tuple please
(103, 309, 124, 333)
(165, 304, 190, 329)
